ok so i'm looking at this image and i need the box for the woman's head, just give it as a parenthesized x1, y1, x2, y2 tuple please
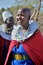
(16, 8, 31, 30)
(2, 11, 14, 29)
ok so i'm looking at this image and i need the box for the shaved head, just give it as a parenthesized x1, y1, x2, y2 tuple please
(18, 8, 31, 19)
(16, 8, 31, 29)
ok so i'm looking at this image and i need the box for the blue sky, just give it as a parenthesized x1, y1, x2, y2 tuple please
(0, 0, 43, 12)
(0, 0, 14, 9)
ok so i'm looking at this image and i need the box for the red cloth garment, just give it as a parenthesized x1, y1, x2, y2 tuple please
(22, 30, 43, 65)
(0, 36, 11, 65)
(4, 30, 43, 65)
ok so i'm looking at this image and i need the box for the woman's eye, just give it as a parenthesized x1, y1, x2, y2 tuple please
(21, 14, 24, 16)
(17, 14, 19, 16)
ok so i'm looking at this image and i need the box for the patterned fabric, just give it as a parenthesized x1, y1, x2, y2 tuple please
(11, 21, 38, 65)
(4, 30, 43, 65)
(11, 44, 34, 65)
(13, 54, 29, 60)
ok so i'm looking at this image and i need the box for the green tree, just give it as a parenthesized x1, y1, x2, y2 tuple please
(1, 8, 6, 13)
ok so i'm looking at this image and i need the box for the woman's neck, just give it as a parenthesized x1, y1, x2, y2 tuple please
(5, 27, 13, 35)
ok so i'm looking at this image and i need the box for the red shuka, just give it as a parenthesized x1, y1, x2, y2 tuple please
(0, 36, 11, 64)
(4, 30, 43, 65)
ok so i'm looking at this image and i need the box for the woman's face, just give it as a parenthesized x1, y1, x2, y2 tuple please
(16, 9, 29, 29)
(5, 17, 14, 28)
